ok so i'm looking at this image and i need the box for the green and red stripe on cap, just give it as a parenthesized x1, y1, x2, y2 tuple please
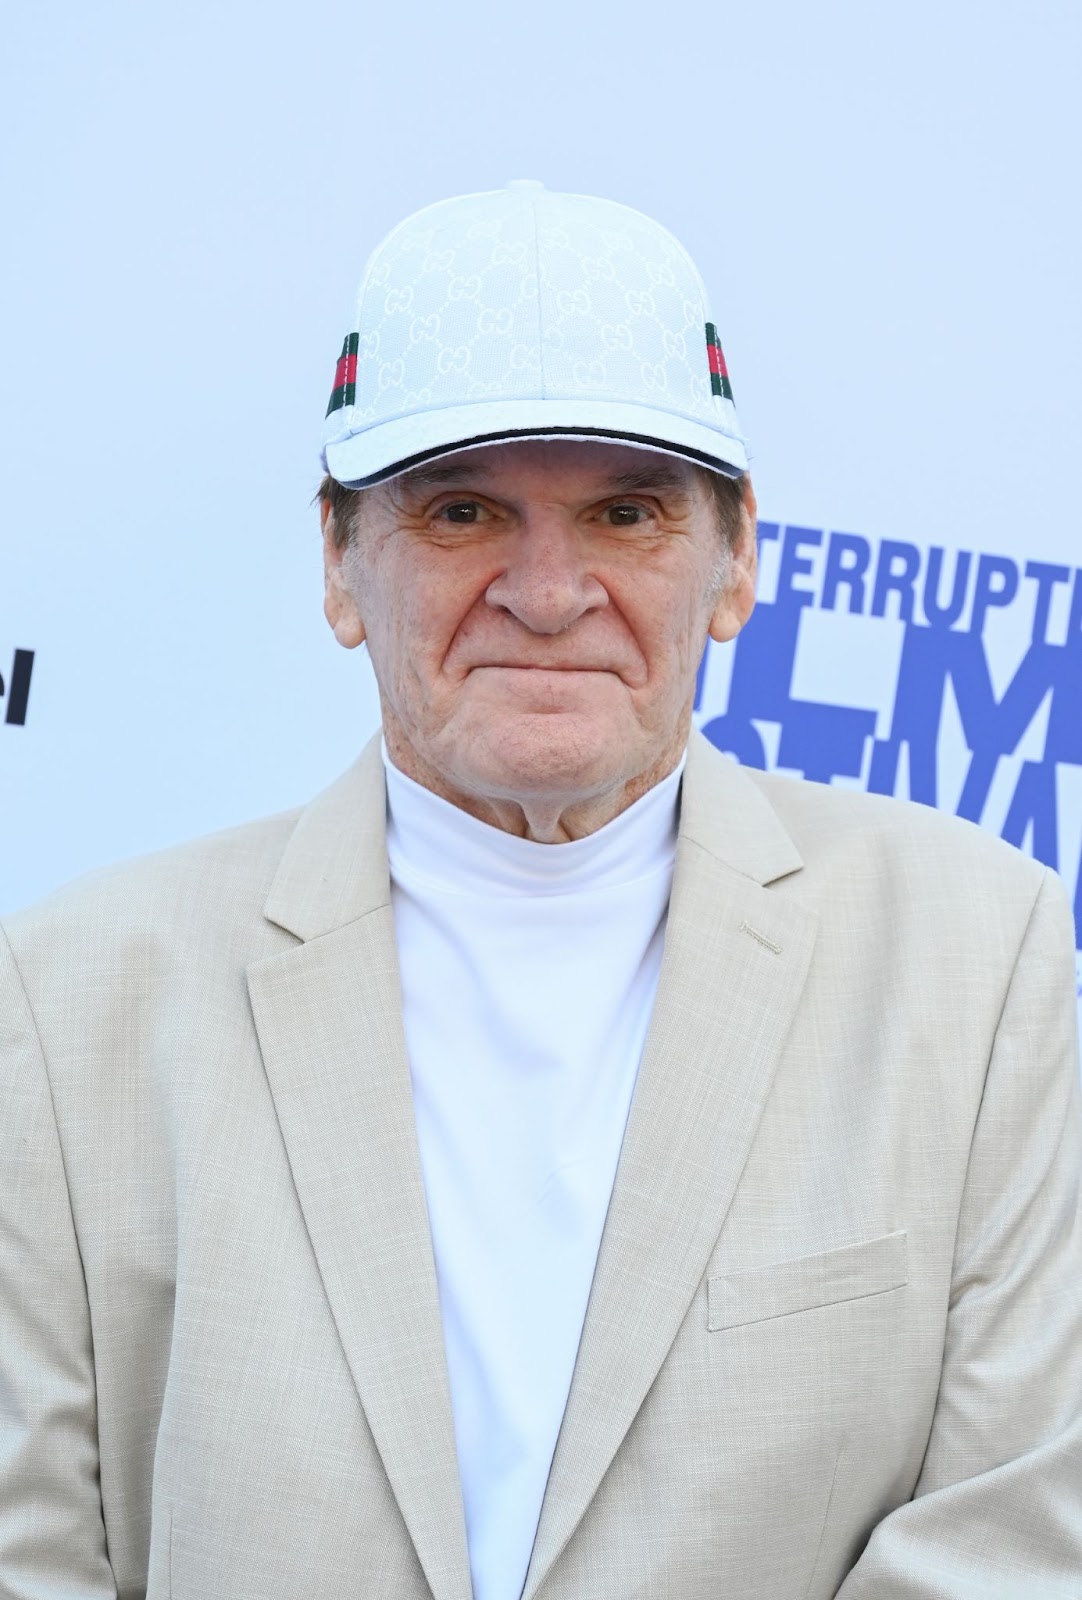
(705, 323, 732, 401)
(326, 332, 359, 416)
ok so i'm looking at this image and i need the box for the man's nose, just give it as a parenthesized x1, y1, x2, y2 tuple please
(483, 513, 608, 634)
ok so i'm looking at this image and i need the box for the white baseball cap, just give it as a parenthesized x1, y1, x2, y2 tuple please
(321, 180, 747, 488)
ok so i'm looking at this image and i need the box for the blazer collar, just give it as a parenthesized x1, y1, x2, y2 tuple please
(251, 732, 474, 1600)
(262, 726, 805, 945)
(679, 725, 804, 886)
(262, 734, 390, 941)
(523, 734, 815, 1597)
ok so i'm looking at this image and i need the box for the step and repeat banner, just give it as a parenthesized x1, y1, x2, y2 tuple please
(693, 509, 1082, 1041)
(3, 3, 1080, 1024)
(694, 521, 1082, 950)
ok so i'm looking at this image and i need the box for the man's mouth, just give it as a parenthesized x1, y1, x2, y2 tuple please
(472, 663, 613, 673)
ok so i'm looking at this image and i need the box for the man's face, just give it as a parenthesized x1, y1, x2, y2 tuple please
(322, 439, 757, 838)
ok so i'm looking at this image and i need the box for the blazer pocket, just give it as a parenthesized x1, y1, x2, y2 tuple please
(708, 1230, 908, 1332)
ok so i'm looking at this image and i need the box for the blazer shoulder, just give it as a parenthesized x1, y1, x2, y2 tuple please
(1, 806, 304, 970)
(740, 764, 1052, 914)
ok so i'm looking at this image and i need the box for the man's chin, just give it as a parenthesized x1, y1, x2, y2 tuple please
(445, 713, 634, 803)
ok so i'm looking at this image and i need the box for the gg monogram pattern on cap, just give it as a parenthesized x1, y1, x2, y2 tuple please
(321, 181, 747, 486)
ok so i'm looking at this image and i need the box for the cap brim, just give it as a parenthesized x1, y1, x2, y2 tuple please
(323, 398, 747, 488)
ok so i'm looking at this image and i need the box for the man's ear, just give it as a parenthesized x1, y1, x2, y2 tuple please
(708, 475, 758, 644)
(321, 500, 367, 650)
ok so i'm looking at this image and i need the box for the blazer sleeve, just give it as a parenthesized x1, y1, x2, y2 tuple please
(836, 866, 1082, 1599)
(0, 925, 118, 1598)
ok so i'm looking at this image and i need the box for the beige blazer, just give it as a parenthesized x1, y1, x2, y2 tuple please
(2, 731, 1081, 1599)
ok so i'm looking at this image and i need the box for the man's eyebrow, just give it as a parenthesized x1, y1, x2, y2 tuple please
(395, 459, 501, 493)
(604, 464, 692, 495)
(395, 457, 694, 495)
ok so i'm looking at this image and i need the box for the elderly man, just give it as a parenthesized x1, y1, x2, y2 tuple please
(1, 182, 1080, 1600)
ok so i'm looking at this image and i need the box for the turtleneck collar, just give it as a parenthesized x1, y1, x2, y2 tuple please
(382, 743, 685, 899)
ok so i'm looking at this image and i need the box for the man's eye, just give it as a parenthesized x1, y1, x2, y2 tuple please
(440, 501, 482, 524)
(606, 503, 648, 527)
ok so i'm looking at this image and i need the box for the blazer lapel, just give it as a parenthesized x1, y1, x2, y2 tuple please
(246, 738, 472, 1600)
(523, 734, 818, 1599)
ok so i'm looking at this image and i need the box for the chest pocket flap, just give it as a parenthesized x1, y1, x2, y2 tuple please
(708, 1230, 908, 1332)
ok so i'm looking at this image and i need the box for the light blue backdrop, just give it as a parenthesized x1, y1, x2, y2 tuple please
(2, 2, 1080, 1014)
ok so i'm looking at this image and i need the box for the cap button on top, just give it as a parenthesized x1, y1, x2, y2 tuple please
(505, 178, 545, 190)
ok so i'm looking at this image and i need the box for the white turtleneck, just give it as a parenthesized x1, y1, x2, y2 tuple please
(383, 749, 683, 1600)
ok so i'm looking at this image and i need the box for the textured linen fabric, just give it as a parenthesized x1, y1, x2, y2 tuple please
(384, 750, 680, 1600)
(0, 729, 1080, 1599)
